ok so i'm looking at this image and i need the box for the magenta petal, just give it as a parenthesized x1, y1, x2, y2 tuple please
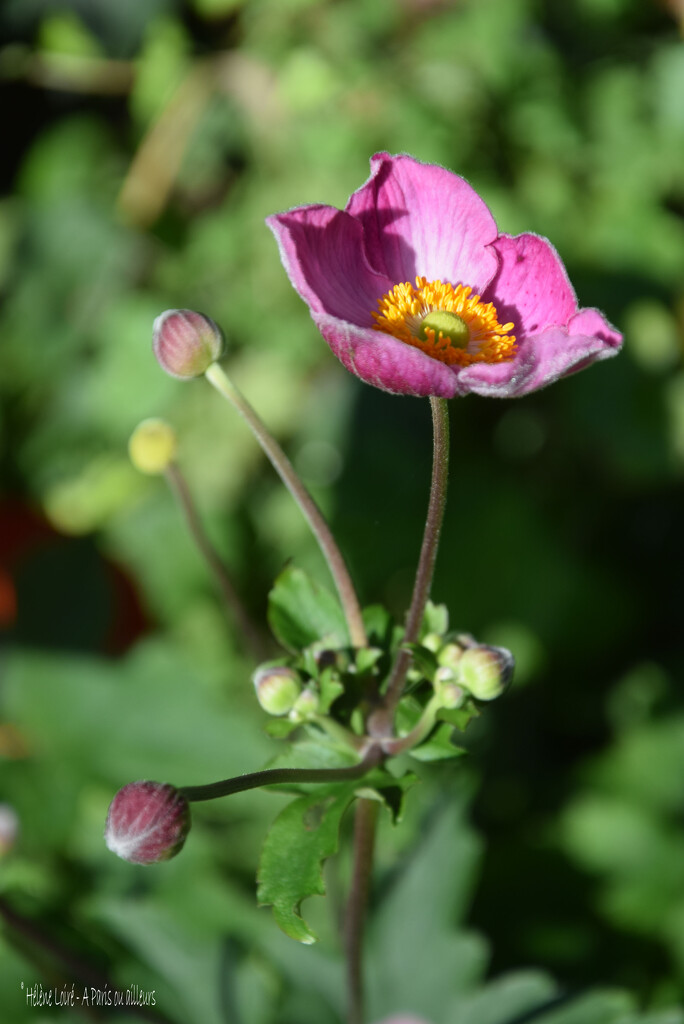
(485, 233, 577, 338)
(345, 153, 499, 292)
(568, 307, 623, 348)
(267, 206, 392, 325)
(312, 313, 459, 398)
(452, 318, 622, 398)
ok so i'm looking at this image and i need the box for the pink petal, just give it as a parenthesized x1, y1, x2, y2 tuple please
(267, 206, 392, 326)
(452, 318, 621, 398)
(312, 312, 459, 398)
(485, 233, 577, 338)
(568, 307, 623, 348)
(345, 153, 499, 292)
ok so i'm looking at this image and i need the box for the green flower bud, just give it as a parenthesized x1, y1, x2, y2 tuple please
(421, 632, 443, 653)
(433, 666, 466, 709)
(439, 682, 467, 709)
(128, 418, 177, 475)
(253, 666, 301, 716)
(437, 642, 465, 670)
(459, 645, 514, 701)
(289, 687, 319, 721)
(153, 309, 223, 380)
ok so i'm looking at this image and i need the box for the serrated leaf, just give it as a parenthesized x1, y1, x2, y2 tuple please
(357, 767, 419, 823)
(257, 788, 356, 943)
(410, 723, 467, 762)
(268, 566, 349, 653)
(439, 702, 480, 732)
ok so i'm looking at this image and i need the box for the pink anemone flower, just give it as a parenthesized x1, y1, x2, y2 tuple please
(267, 153, 622, 399)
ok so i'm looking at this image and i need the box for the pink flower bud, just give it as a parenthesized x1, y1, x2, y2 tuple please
(104, 781, 190, 864)
(152, 309, 223, 380)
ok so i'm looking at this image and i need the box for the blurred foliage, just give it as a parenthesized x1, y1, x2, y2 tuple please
(1, 0, 684, 1020)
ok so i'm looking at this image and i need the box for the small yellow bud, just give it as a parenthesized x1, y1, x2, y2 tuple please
(129, 419, 177, 475)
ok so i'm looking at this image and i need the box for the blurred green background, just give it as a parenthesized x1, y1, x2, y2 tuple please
(2, 0, 684, 1021)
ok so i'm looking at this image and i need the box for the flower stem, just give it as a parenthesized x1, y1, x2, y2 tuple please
(205, 362, 368, 649)
(380, 397, 450, 724)
(164, 461, 267, 661)
(180, 746, 381, 803)
(345, 796, 379, 1024)
(380, 692, 442, 757)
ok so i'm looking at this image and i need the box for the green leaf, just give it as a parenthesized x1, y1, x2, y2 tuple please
(355, 645, 384, 676)
(410, 722, 467, 762)
(318, 666, 345, 714)
(439, 703, 480, 732)
(420, 600, 449, 638)
(268, 566, 349, 653)
(445, 970, 557, 1024)
(357, 767, 419, 823)
(264, 717, 301, 739)
(362, 604, 394, 646)
(257, 788, 356, 943)
(403, 641, 439, 681)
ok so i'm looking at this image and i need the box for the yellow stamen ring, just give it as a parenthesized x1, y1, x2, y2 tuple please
(372, 276, 517, 367)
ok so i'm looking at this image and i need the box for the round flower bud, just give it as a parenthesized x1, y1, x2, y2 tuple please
(439, 682, 466, 709)
(253, 666, 301, 716)
(437, 642, 464, 671)
(0, 803, 19, 855)
(104, 781, 190, 865)
(459, 645, 514, 701)
(128, 418, 177, 475)
(421, 632, 443, 654)
(289, 687, 319, 722)
(153, 309, 223, 380)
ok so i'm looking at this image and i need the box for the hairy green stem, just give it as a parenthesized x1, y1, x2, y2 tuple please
(205, 362, 368, 649)
(380, 397, 450, 724)
(345, 797, 379, 1024)
(180, 746, 381, 803)
(165, 461, 267, 661)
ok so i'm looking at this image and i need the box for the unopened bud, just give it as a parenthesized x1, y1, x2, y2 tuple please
(459, 645, 514, 701)
(289, 687, 319, 721)
(0, 804, 19, 855)
(129, 418, 177, 475)
(439, 682, 466, 709)
(253, 666, 301, 716)
(421, 632, 443, 653)
(437, 642, 464, 670)
(105, 781, 190, 864)
(153, 309, 223, 380)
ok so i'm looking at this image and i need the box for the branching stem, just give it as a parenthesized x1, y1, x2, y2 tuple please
(180, 746, 381, 803)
